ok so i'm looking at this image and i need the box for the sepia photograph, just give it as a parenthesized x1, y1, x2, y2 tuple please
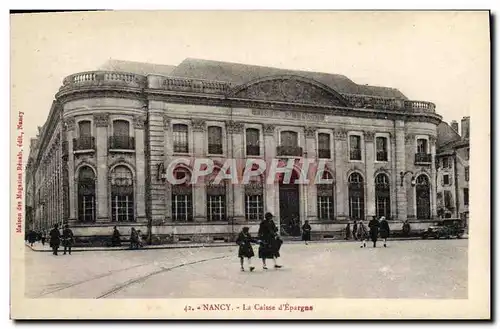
(10, 10, 490, 319)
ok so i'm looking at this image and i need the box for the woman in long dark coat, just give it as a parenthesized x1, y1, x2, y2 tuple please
(236, 227, 255, 272)
(49, 224, 61, 255)
(302, 220, 311, 245)
(111, 226, 121, 246)
(258, 212, 283, 270)
(379, 216, 390, 248)
(368, 216, 380, 248)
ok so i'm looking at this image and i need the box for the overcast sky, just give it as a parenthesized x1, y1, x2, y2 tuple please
(11, 11, 489, 143)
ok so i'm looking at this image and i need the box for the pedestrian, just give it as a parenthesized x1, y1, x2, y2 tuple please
(345, 223, 351, 240)
(402, 220, 411, 237)
(41, 232, 46, 246)
(129, 228, 138, 249)
(368, 216, 380, 248)
(379, 216, 390, 248)
(49, 224, 61, 255)
(137, 230, 144, 248)
(301, 220, 312, 245)
(28, 230, 37, 246)
(352, 220, 358, 240)
(258, 212, 283, 270)
(111, 226, 121, 246)
(62, 224, 74, 255)
(357, 220, 368, 248)
(236, 227, 255, 272)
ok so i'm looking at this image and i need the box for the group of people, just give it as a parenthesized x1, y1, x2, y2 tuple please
(110, 226, 144, 249)
(355, 216, 391, 248)
(236, 212, 283, 272)
(47, 224, 74, 255)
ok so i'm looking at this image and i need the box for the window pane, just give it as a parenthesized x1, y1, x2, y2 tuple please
(113, 120, 130, 137)
(246, 128, 260, 155)
(281, 131, 298, 147)
(79, 121, 91, 137)
(417, 139, 427, 153)
(318, 133, 330, 149)
(349, 135, 361, 160)
(208, 126, 223, 154)
(173, 124, 188, 153)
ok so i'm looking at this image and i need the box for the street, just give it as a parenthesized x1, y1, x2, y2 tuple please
(25, 239, 468, 299)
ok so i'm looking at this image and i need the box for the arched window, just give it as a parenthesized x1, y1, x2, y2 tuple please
(77, 166, 96, 222)
(171, 167, 193, 221)
(245, 174, 264, 221)
(208, 126, 223, 154)
(348, 172, 364, 220)
(416, 174, 431, 219)
(317, 171, 334, 220)
(375, 173, 391, 219)
(110, 165, 134, 222)
(245, 128, 260, 156)
(173, 124, 189, 153)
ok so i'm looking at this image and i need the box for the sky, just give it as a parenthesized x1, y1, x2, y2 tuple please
(10, 11, 490, 144)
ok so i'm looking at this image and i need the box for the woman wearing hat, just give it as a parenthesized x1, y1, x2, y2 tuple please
(258, 212, 283, 270)
(236, 227, 255, 272)
(379, 216, 391, 248)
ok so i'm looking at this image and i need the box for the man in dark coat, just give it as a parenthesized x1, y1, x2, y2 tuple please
(49, 224, 61, 255)
(111, 226, 121, 246)
(352, 221, 358, 240)
(236, 227, 255, 272)
(301, 220, 311, 245)
(62, 224, 74, 255)
(379, 216, 390, 248)
(368, 216, 380, 248)
(258, 212, 282, 270)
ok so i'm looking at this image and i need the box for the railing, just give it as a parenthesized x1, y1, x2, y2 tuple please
(246, 145, 260, 156)
(73, 137, 95, 151)
(349, 149, 362, 161)
(415, 153, 432, 164)
(277, 145, 303, 157)
(376, 150, 388, 162)
(318, 149, 331, 159)
(160, 76, 231, 94)
(109, 136, 135, 150)
(404, 100, 436, 113)
(61, 71, 147, 90)
(342, 93, 437, 114)
(208, 143, 223, 155)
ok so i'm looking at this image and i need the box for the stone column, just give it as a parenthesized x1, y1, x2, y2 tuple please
(263, 124, 277, 218)
(334, 128, 347, 220)
(94, 113, 109, 222)
(430, 135, 438, 219)
(304, 127, 317, 221)
(405, 133, 416, 219)
(163, 116, 172, 222)
(63, 117, 77, 221)
(395, 121, 407, 221)
(192, 119, 207, 222)
(134, 115, 147, 222)
(228, 121, 245, 222)
(365, 131, 376, 220)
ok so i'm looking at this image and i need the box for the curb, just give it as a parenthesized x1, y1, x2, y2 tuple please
(25, 236, 465, 253)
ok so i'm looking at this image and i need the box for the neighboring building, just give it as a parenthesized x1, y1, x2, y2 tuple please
(436, 117, 470, 226)
(25, 58, 443, 244)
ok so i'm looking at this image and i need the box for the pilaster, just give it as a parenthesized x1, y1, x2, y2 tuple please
(395, 121, 407, 221)
(365, 131, 376, 220)
(430, 135, 438, 219)
(64, 117, 77, 221)
(94, 113, 109, 222)
(134, 115, 147, 222)
(192, 119, 207, 221)
(334, 128, 347, 219)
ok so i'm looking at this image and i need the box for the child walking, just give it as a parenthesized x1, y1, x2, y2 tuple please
(357, 220, 369, 248)
(236, 227, 255, 272)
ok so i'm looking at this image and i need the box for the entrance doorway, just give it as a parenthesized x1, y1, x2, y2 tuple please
(278, 170, 301, 236)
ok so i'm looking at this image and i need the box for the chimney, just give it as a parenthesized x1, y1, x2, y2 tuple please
(461, 116, 470, 139)
(450, 120, 459, 134)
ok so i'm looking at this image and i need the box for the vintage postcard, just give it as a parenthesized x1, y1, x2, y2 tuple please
(10, 10, 490, 319)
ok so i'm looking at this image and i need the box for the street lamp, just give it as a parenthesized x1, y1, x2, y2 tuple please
(400, 171, 416, 187)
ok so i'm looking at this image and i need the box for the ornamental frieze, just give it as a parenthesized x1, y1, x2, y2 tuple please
(226, 121, 244, 134)
(304, 126, 317, 138)
(94, 113, 109, 127)
(232, 77, 348, 107)
(263, 124, 276, 136)
(405, 133, 415, 143)
(63, 117, 75, 131)
(334, 128, 347, 140)
(364, 131, 376, 142)
(251, 109, 325, 122)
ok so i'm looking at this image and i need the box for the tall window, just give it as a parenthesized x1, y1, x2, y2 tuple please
(348, 172, 364, 220)
(245, 175, 264, 221)
(208, 126, 223, 154)
(317, 171, 334, 220)
(442, 157, 449, 168)
(110, 165, 134, 222)
(113, 120, 130, 137)
(77, 166, 95, 222)
(416, 175, 431, 219)
(111, 120, 133, 149)
(245, 128, 260, 156)
(78, 120, 91, 137)
(349, 135, 362, 160)
(206, 172, 226, 221)
(173, 124, 189, 153)
(376, 137, 388, 161)
(171, 169, 193, 221)
(464, 188, 469, 206)
(375, 173, 391, 219)
(318, 133, 331, 159)
(465, 167, 469, 182)
(417, 138, 428, 154)
(443, 174, 450, 186)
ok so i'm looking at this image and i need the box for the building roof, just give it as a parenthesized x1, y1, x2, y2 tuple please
(437, 121, 461, 150)
(100, 58, 409, 99)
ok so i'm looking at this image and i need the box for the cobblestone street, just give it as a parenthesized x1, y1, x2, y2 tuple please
(25, 239, 467, 299)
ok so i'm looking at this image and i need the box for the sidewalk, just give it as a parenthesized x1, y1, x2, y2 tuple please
(24, 236, 434, 252)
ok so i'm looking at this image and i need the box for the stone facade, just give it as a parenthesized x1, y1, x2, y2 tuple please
(25, 59, 443, 244)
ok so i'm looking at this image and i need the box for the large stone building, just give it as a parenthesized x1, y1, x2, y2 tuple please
(435, 117, 470, 225)
(25, 58, 443, 244)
